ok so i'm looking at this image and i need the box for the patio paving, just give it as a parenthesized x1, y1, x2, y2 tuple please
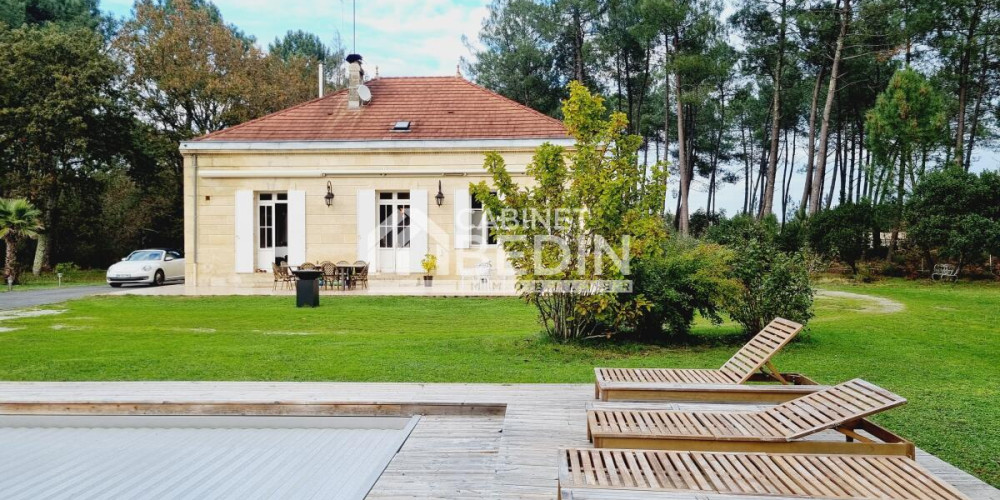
(0, 382, 996, 499)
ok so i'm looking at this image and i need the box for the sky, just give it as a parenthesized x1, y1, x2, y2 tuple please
(101, 0, 995, 217)
(102, 0, 490, 77)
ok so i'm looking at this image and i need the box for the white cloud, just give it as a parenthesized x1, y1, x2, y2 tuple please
(140, 0, 492, 77)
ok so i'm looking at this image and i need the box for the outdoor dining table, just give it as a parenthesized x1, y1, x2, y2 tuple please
(332, 263, 366, 291)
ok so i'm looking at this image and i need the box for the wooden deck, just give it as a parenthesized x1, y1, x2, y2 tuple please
(0, 382, 996, 499)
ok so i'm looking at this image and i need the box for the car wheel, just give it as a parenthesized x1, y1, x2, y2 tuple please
(153, 270, 165, 286)
(110, 283, 122, 288)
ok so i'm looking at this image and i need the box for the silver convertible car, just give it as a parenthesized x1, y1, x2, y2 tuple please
(106, 249, 185, 287)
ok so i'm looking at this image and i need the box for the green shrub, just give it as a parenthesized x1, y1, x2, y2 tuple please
(705, 213, 778, 247)
(776, 216, 807, 253)
(54, 262, 80, 275)
(688, 209, 722, 239)
(719, 219, 814, 335)
(907, 168, 1000, 273)
(631, 238, 736, 340)
(807, 201, 876, 275)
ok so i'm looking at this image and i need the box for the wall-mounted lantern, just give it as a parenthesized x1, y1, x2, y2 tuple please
(324, 181, 335, 207)
(435, 180, 445, 207)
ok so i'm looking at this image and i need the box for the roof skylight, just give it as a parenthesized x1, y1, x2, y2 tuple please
(392, 121, 411, 131)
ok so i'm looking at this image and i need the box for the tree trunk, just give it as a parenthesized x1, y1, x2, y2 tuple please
(856, 117, 864, 201)
(3, 236, 18, 285)
(825, 130, 839, 210)
(887, 154, 907, 262)
(785, 128, 797, 213)
(742, 121, 751, 214)
(759, 0, 787, 219)
(31, 195, 55, 276)
(801, 66, 825, 210)
(572, 5, 585, 83)
(964, 43, 990, 170)
(847, 122, 856, 203)
(662, 33, 671, 217)
(781, 128, 790, 226)
(674, 35, 690, 235)
(707, 87, 726, 218)
(952, 0, 984, 167)
(31, 234, 48, 276)
(839, 119, 847, 204)
(809, 0, 850, 215)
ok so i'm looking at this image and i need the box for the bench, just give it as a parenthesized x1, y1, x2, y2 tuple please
(932, 263, 959, 282)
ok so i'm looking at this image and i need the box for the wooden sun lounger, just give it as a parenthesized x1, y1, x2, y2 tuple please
(588, 379, 915, 458)
(557, 449, 969, 500)
(595, 318, 820, 403)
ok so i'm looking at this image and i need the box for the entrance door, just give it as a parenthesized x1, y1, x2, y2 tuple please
(377, 192, 410, 273)
(256, 193, 288, 270)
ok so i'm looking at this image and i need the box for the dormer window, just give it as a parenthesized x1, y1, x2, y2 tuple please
(392, 121, 411, 132)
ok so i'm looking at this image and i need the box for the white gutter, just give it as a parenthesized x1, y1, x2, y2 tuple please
(197, 168, 527, 178)
(180, 138, 574, 152)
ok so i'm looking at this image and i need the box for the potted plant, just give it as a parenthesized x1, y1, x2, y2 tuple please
(421, 253, 437, 287)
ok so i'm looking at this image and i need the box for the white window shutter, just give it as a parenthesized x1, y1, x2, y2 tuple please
(454, 188, 471, 249)
(234, 190, 254, 273)
(287, 190, 306, 266)
(409, 190, 428, 274)
(356, 189, 377, 263)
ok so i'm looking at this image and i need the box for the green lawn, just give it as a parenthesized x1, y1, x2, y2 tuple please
(0, 279, 997, 486)
(0, 269, 106, 292)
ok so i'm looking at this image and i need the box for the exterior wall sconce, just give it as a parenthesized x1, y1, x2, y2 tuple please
(435, 180, 445, 207)
(324, 181, 335, 207)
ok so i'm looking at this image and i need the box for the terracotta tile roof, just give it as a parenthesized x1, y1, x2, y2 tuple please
(195, 76, 568, 142)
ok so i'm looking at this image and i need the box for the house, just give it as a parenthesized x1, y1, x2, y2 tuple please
(179, 56, 570, 287)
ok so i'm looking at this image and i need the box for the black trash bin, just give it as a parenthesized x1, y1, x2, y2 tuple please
(291, 269, 323, 307)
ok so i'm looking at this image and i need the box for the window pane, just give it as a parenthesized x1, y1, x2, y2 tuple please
(471, 193, 482, 210)
(259, 228, 267, 248)
(379, 205, 393, 248)
(274, 203, 288, 247)
(379, 192, 393, 200)
(471, 210, 484, 246)
(487, 219, 497, 245)
(398, 205, 410, 227)
(380, 227, 392, 248)
(397, 192, 410, 200)
(259, 193, 272, 201)
(398, 205, 410, 248)
(276, 193, 287, 200)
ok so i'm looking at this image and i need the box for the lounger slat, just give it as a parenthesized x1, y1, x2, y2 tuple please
(588, 379, 912, 455)
(720, 318, 804, 382)
(558, 449, 969, 499)
(765, 378, 907, 439)
(594, 318, 804, 400)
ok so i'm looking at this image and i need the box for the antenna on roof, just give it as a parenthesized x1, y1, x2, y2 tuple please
(352, 0, 356, 53)
(456, 63, 461, 78)
(357, 84, 371, 104)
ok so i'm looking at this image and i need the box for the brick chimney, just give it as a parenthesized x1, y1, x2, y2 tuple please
(346, 54, 364, 110)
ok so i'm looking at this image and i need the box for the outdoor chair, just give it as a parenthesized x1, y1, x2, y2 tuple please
(932, 263, 959, 282)
(272, 263, 294, 290)
(353, 261, 369, 289)
(299, 262, 316, 270)
(556, 449, 968, 500)
(474, 261, 494, 291)
(587, 378, 914, 458)
(594, 318, 818, 403)
(320, 262, 337, 290)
